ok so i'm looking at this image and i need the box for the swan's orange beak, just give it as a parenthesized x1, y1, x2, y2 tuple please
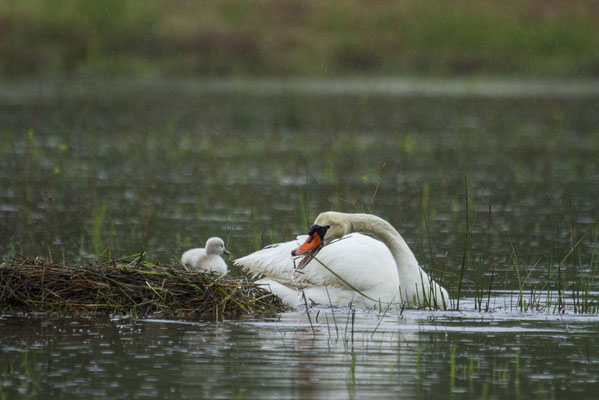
(292, 233, 322, 256)
(291, 224, 329, 270)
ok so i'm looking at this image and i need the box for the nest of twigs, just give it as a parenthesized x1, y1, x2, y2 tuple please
(0, 256, 286, 317)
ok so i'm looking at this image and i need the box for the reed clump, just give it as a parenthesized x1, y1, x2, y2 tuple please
(0, 256, 286, 317)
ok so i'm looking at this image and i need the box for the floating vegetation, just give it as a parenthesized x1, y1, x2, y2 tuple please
(0, 255, 286, 317)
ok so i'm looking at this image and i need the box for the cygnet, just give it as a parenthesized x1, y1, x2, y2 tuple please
(181, 237, 230, 275)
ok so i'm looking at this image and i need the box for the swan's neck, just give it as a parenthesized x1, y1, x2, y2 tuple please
(347, 214, 419, 272)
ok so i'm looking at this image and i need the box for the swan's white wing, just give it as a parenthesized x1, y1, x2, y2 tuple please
(296, 234, 398, 290)
(234, 236, 306, 282)
(235, 233, 400, 307)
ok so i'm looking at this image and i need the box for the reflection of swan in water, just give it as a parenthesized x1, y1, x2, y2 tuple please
(181, 237, 230, 275)
(235, 212, 449, 309)
(165, 308, 425, 399)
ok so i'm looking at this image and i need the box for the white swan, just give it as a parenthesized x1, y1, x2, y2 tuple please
(234, 212, 449, 309)
(181, 237, 230, 275)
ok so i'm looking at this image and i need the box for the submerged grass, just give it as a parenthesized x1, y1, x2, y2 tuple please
(0, 255, 286, 317)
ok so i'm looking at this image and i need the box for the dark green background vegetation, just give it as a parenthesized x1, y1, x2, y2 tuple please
(1, 0, 598, 78)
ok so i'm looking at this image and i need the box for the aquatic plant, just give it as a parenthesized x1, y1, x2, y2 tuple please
(91, 203, 107, 254)
(416, 179, 599, 314)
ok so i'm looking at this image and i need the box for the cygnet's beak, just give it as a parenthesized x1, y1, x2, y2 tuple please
(223, 248, 231, 256)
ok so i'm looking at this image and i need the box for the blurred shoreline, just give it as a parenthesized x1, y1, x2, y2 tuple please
(1, 0, 598, 80)
(2, 77, 599, 103)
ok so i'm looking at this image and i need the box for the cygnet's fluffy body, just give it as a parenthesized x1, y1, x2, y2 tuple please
(181, 237, 230, 275)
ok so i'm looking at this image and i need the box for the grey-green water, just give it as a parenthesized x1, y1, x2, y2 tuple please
(2, 302, 599, 399)
(1, 78, 599, 398)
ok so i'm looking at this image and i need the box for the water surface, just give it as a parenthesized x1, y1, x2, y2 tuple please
(1, 78, 599, 398)
(2, 299, 598, 399)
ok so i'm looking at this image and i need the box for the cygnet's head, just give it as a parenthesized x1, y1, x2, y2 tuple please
(205, 237, 231, 256)
(290, 211, 350, 269)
